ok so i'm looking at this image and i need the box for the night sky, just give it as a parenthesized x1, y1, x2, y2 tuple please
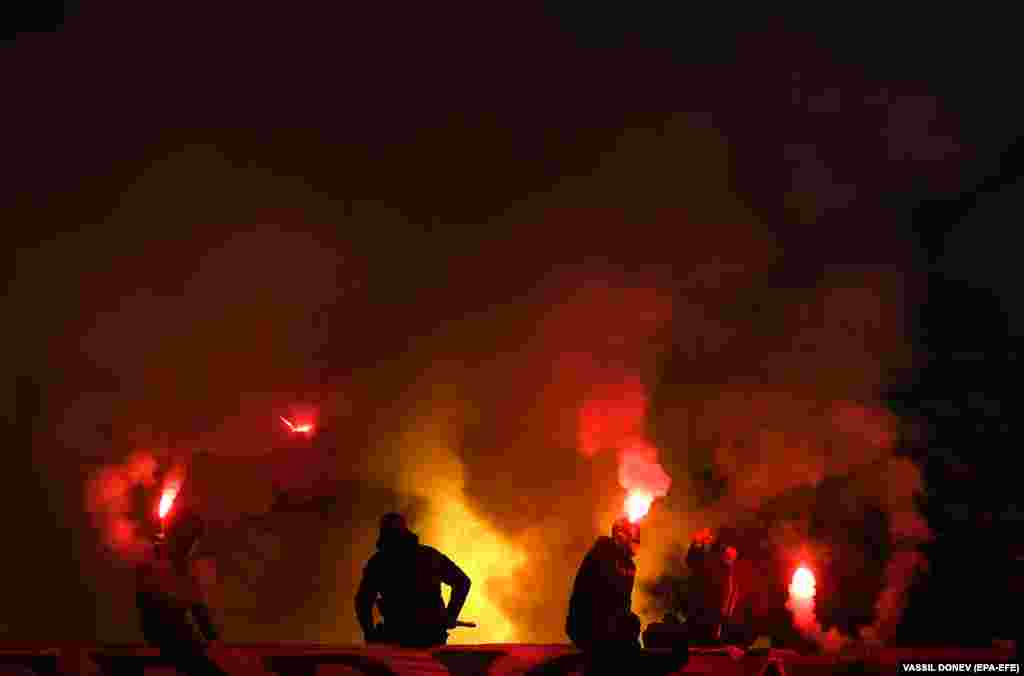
(3, 3, 1022, 647)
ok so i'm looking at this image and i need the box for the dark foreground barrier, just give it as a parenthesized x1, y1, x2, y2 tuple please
(82, 644, 772, 676)
(89, 648, 169, 676)
(0, 643, 1015, 676)
(0, 649, 61, 676)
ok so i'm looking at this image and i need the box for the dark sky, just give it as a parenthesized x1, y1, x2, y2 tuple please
(3, 3, 1021, 645)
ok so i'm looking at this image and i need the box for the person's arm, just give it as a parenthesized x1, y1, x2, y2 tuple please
(354, 560, 379, 640)
(437, 552, 471, 627)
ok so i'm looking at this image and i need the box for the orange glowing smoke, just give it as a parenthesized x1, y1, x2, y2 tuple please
(625, 490, 653, 523)
(393, 393, 528, 643)
(280, 416, 314, 434)
(790, 566, 816, 601)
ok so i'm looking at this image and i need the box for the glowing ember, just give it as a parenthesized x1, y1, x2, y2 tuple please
(157, 484, 180, 520)
(280, 416, 314, 434)
(790, 565, 817, 600)
(624, 490, 653, 523)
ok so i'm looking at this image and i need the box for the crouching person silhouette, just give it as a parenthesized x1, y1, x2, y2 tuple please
(567, 517, 687, 676)
(355, 513, 472, 648)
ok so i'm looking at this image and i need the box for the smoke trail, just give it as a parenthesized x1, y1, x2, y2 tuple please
(578, 375, 673, 508)
(618, 439, 673, 503)
(24, 108, 945, 646)
(857, 456, 931, 646)
(578, 379, 648, 459)
(858, 550, 924, 645)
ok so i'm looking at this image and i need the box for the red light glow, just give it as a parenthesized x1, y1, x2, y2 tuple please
(157, 484, 180, 520)
(280, 416, 315, 434)
(790, 565, 817, 601)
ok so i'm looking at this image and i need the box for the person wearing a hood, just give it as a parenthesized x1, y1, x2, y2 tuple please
(355, 513, 471, 648)
(566, 516, 643, 651)
(566, 517, 688, 675)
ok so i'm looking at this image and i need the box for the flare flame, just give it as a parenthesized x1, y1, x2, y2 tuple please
(157, 481, 181, 520)
(625, 490, 653, 523)
(280, 416, 315, 434)
(790, 565, 816, 601)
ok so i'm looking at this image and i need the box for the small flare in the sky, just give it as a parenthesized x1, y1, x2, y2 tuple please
(790, 565, 817, 601)
(157, 484, 180, 520)
(625, 490, 653, 523)
(280, 416, 314, 434)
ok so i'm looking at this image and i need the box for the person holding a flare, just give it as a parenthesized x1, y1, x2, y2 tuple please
(566, 491, 688, 674)
(136, 479, 224, 676)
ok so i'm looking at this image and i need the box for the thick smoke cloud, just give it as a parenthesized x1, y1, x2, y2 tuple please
(637, 268, 932, 648)
(9, 107, 940, 649)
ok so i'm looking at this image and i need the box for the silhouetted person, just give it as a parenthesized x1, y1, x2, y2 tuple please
(685, 528, 738, 644)
(136, 509, 225, 676)
(567, 517, 688, 676)
(355, 513, 471, 648)
(567, 516, 642, 652)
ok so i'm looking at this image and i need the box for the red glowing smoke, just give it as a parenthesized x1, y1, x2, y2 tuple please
(578, 379, 648, 458)
(85, 451, 159, 558)
(617, 438, 672, 501)
(578, 376, 672, 519)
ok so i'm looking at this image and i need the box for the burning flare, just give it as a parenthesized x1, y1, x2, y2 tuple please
(786, 562, 846, 651)
(624, 490, 653, 523)
(280, 416, 314, 434)
(157, 482, 180, 520)
(790, 565, 816, 601)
